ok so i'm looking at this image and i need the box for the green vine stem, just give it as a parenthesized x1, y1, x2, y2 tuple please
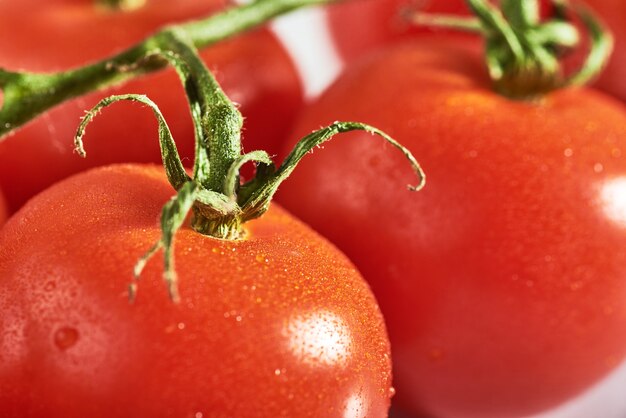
(412, 0, 613, 98)
(75, 30, 426, 302)
(0, 0, 336, 140)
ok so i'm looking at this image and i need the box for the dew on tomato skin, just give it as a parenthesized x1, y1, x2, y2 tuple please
(284, 310, 353, 368)
(569, 281, 584, 291)
(594, 163, 605, 173)
(43, 281, 56, 291)
(343, 391, 368, 418)
(53, 326, 79, 351)
(428, 347, 445, 362)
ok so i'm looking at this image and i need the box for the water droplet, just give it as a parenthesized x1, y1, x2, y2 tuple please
(255, 254, 269, 263)
(177, 322, 185, 330)
(44, 281, 56, 291)
(429, 348, 444, 361)
(274, 368, 281, 376)
(388, 387, 396, 397)
(195, 413, 203, 418)
(563, 148, 573, 157)
(53, 327, 79, 350)
(594, 163, 604, 173)
(569, 281, 583, 291)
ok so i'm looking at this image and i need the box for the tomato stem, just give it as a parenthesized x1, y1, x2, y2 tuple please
(0, 0, 337, 140)
(73, 27, 426, 300)
(414, 0, 613, 98)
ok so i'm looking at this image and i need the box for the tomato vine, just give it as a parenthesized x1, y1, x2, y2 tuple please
(0, 0, 335, 138)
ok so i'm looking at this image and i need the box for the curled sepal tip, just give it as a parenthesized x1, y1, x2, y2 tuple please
(237, 121, 426, 223)
(75, 94, 190, 190)
(565, 2, 613, 88)
(132, 181, 199, 303)
(224, 150, 274, 199)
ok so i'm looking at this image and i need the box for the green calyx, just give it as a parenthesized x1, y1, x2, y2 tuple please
(415, 0, 613, 99)
(75, 30, 425, 302)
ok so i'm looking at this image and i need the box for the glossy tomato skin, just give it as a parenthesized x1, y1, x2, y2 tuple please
(0, 164, 393, 418)
(326, 0, 470, 62)
(0, 0, 302, 213)
(277, 39, 626, 418)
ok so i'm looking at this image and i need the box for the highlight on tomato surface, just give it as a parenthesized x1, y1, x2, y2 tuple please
(0, 22, 425, 417)
(278, 1, 626, 417)
(0, 0, 303, 214)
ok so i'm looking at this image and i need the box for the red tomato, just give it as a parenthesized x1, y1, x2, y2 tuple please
(326, 0, 469, 62)
(0, 0, 302, 213)
(0, 164, 393, 417)
(277, 39, 626, 418)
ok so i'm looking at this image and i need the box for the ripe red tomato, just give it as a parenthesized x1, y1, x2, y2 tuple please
(0, 164, 393, 417)
(277, 38, 626, 418)
(0, 0, 302, 213)
(326, 0, 470, 62)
